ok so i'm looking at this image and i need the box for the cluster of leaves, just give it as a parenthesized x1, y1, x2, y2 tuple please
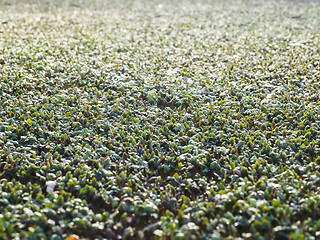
(0, 0, 320, 239)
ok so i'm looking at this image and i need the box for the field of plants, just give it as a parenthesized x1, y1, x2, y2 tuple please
(0, 0, 320, 239)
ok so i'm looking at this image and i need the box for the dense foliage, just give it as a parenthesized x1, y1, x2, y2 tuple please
(0, 0, 320, 239)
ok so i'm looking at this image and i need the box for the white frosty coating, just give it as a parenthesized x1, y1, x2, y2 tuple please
(46, 180, 57, 193)
(266, 94, 273, 100)
(261, 94, 273, 104)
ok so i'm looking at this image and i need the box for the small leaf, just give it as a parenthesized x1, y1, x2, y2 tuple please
(173, 173, 179, 180)
(153, 229, 163, 237)
(27, 118, 32, 126)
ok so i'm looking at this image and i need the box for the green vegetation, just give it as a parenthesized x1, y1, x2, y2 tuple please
(0, 0, 320, 239)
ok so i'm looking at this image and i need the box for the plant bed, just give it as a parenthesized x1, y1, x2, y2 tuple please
(0, 0, 320, 239)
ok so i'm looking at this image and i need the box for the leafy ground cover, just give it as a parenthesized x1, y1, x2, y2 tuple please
(0, 0, 320, 239)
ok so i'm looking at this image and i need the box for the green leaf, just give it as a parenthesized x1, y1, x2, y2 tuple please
(27, 118, 32, 126)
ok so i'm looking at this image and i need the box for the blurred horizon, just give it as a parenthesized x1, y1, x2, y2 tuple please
(1, 0, 320, 13)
